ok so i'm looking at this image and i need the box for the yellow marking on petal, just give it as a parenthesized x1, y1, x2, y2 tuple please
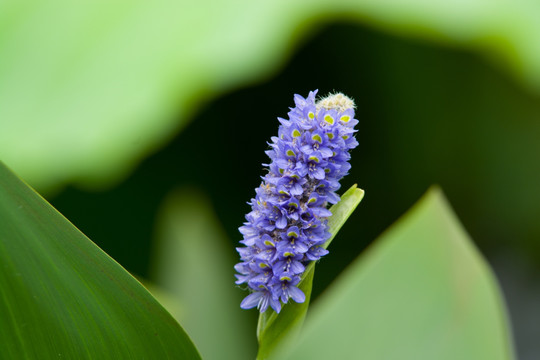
(264, 240, 275, 247)
(287, 231, 299, 238)
(324, 114, 334, 125)
(292, 129, 301, 137)
(327, 133, 334, 139)
(312, 134, 322, 143)
(308, 111, 315, 120)
(343, 135, 349, 140)
(279, 168, 284, 174)
(308, 155, 320, 163)
(308, 197, 317, 204)
(259, 263, 268, 268)
(290, 174, 299, 179)
(286, 149, 295, 157)
(289, 202, 298, 208)
(280, 276, 292, 281)
(284, 252, 294, 257)
(340, 115, 351, 123)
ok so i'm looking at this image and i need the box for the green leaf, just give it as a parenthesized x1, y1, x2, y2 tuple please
(0, 2, 324, 192)
(2, 1, 540, 193)
(257, 185, 365, 360)
(0, 161, 201, 359)
(149, 187, 256, 360)
(280, 187, 515, 360)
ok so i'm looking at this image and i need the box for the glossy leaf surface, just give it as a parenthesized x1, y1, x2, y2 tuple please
(0, 162, 201, 359)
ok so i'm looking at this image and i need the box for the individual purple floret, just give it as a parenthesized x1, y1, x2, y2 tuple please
(235, 90, 359, 313)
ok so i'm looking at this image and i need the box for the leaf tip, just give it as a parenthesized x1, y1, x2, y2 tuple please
(421, 185, 451, 211)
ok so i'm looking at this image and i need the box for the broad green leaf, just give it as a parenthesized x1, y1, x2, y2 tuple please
(0, 1, 326, 192)
(257, 185, 365, 360)
(1, 1, 540, 193)
(137, 278, 184, 323)
(0, 161, 201, 359)
(280, 187, 515, 360)
(150, 188, 255, 360)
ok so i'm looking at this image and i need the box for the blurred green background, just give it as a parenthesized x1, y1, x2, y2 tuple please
(1, 2, 539, 359)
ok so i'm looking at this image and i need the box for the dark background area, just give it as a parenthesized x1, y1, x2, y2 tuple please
(50, 22, 540, 358)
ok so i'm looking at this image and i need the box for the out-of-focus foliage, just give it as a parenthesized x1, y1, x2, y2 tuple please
(279, 188, 515, 360)
(150, 188, 255, 360)
(0, 1, 539, 192)
(0, 162, 201, 359)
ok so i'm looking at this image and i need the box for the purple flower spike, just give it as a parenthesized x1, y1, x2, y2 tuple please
(235, 91, 358, 313)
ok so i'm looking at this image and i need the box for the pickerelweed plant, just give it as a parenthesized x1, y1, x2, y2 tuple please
(0, 89, 516, 360)
(234, 90, 359, 313)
